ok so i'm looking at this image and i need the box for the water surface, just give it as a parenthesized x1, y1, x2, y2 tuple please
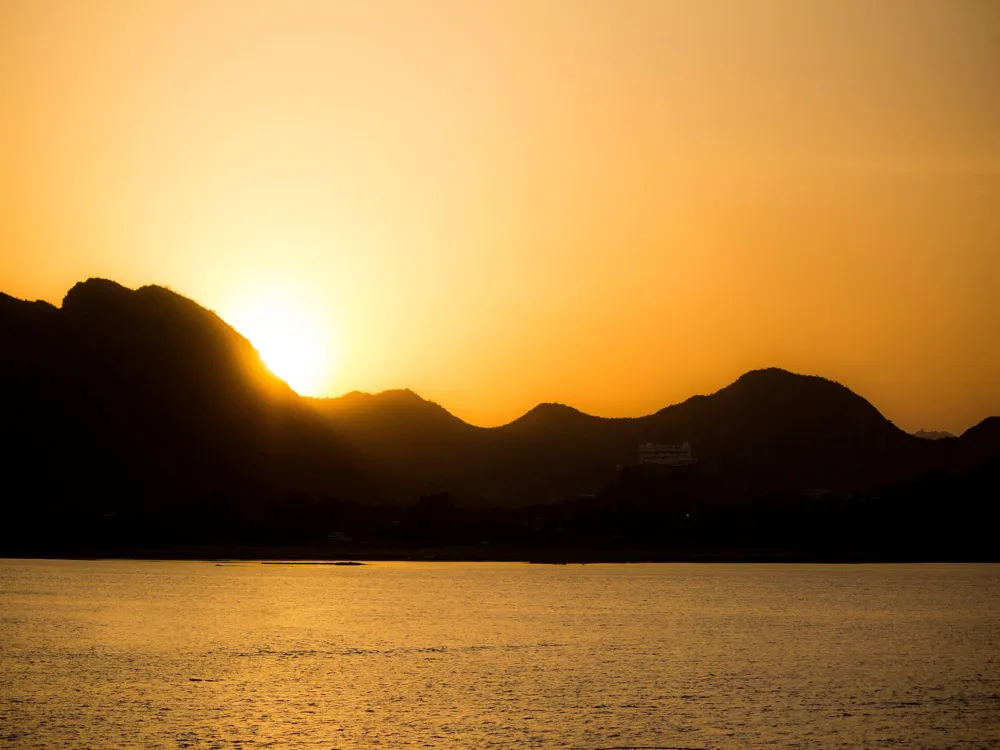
(1, 560, 998, 748)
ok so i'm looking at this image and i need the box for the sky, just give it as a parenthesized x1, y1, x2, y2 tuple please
(1, 0, 998, 433)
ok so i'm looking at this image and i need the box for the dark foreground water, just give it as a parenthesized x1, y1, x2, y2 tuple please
(1, 560, 998, 749)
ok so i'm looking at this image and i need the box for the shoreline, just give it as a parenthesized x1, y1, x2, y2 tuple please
(2, 545, 996, 564)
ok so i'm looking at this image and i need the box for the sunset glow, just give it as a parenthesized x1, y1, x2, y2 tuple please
(225, 291, 337, 395)
(2, 6, 1000, 741)
(1, 1, 998, 431)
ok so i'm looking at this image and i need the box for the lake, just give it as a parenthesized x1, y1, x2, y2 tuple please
(1, 560, 998, 749)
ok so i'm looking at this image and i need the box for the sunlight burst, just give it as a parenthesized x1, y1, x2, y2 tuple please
(227, 292, 335, 396)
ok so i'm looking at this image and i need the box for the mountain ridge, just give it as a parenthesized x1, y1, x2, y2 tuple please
(4, 282, 991, 438)
(2, 279, 998, 517)
(310, 367, 904, 434)
(0, 279, 383, 547)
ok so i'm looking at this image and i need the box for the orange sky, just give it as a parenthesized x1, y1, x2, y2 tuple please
(1, 0, 998, 433)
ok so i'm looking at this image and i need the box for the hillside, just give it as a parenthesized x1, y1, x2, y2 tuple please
(0, 279, 379, 546)
(308, 390, 486, 500)
(312, 369, 972, 506)
(3, 279, 998, 550)
(634, 369, 937, 494)
(914, 429, 957, 440)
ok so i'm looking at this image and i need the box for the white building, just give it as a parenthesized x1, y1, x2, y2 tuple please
(638, 442, 695, 467)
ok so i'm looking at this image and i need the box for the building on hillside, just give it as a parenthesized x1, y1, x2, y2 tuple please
(638, 442, 696, 467)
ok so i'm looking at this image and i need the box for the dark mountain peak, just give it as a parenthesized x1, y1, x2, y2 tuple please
(326, 390, 378, 407)
(319, 388, 441, 412)
(373, 388, 430, 404)
(731, 367, 849, 395)
(55, 278, 294, 403)
(637, 367, 920, 493)
(64, 280, 231, 334)
(505, 402, 598, 431)
(312, 388, 469, 432)
(67, 276, 129, 296)
(654, 368, 889, 427)
(718, 368, 892, 425)
(914, 429, 957, 440)
(62, 277, 133, 311)
(734, 366, 799, 382)
(523, 401, 585, 418)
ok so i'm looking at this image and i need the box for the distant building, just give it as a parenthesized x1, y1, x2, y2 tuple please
(638, 442, 695, 467)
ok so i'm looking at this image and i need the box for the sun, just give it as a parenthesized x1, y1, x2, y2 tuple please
(226, 291, 336, 396)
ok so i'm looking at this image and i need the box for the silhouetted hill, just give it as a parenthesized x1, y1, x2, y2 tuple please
(309, 390, 485, 499)
(634, 368, 932, 494)
(1, 279, 378, 547)
(504, 402, 602, 433)
(914, 429, 957, 440)
(313, 389, 472, 433)
(310, 368, 992, 506)
(3, 278, 999, 558)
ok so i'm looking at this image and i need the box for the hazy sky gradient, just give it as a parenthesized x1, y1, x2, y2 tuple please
(2, 0, 998, 431)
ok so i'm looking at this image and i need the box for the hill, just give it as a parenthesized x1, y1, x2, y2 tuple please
(914, 429, 957, 440)
(2, 278, 998, 557)
(313, 369, 957, 506)
(0, 279, 379, 547)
